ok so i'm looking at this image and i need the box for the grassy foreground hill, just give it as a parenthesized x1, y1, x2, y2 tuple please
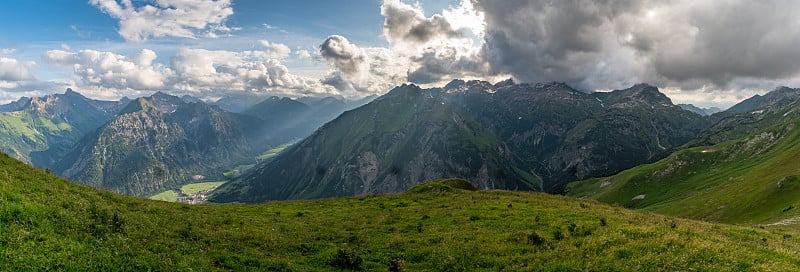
(3, 153, 800, 270)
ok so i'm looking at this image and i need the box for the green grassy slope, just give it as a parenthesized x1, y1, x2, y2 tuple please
(569, 119, 800, 225)
(0, 111, 73, 162)
(3, 153, 800, 270)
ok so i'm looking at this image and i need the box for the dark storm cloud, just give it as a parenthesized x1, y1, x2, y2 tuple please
(474, 0, 646, 87)
(643, 1, 800, 86)
(473, 0, 800, 90)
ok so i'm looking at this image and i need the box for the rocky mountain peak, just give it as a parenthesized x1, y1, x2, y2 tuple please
(119, 97, 154, 115)
(64, 88, 82, 97)
(763, 86, 800, 104)
(493, 78, 515, 88)
(380, 83, 424, 100)
(530, 82, 577, 93)
(602, 83, 674, 109)
(442, 79, 496, 95)
(444, 79, 467, 90)
(147, 91, 184, 113)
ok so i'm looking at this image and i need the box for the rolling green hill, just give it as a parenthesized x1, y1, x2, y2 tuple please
(568, 116, 800, 225)
(3, 152, 800, 270)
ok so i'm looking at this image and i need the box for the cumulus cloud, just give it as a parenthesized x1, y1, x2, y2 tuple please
(90, 0, 234, 42)
(474, 0, 643, 89)
(44, 49, 170, 90)
(381, 0, 462, 45)
(319, 35, 408, 95)
(170, 48, 327, 95)
(320, 35, 369, 78)
(44, 47, 335, 99)
(382, 0, 490, 84)
(259, 39, 292, 59)
(319, 0, 490, 94)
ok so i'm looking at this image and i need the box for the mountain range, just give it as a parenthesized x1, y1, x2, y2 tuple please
(211, 80, 711, 203)
(0, 89, 369, 196)
(211, 84, 541, 202)
(5, 79, 800, 212)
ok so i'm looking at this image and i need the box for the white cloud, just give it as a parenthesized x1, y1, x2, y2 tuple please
(0, 57, 35, 82)
(43, 49, 170, 90)
(259, 39, 292, 59)
(0, 49, 16, 55)
(319, 0, 491, 94)
(442, 0, 484, 37)
(381, 0, 461, 45)
(319, 35, 409, 95)
(43, 46, 336, 99)
(89, 0, 235, 42)
(170, 48, 329, 95)
(296, 50, 313, 60)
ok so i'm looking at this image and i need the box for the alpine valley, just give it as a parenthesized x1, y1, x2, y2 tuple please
(0, 89, 369, 196)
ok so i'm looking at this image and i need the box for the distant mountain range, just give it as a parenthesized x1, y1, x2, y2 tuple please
(0, 89, 370, 196)
(678, 104, 722, 116)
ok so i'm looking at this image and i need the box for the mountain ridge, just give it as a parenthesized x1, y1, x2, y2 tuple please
(212, 80, 709, 202)
(211, 84, 540, 202)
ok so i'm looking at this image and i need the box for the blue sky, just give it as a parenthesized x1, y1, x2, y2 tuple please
(1, 0, 800, 108)
(0, 0, 472, 102)
(0, 0, 389, 73)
